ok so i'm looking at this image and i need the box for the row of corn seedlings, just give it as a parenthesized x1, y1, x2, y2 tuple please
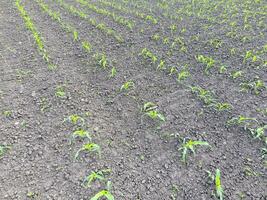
(64, 114, 114, 199)
(55, 0, 124, 42)
(94, 0, 158, 24)
(76, 0, 135, 30)
(15, 0, 56, 70)
(37, 0, 115, 76)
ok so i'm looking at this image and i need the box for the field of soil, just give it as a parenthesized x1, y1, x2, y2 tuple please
(0, 0, 266, 199)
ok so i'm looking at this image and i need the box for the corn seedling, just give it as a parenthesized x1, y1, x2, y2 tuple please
(75, 142, 101, 159)
(169, 66, 177, 75)
(90, 181, 114, 200)
(227, 115, 257, 129)
(120, 81, 135, 91)
(0, 145, 11, 157)
(82, 169, 111, 188)
(72, 129, 91, 142)
(142, 102, 165, 121)
(65, 114, 85, 126)
(179, 138, 210, 163)
(190, 86, 216, 105)
(207, 169, 224, 200)
(213, 103, 233, 111)
(177, 68, 191, 82)
(94, 53, 108, 69)
(218, 65, 227, 74)
(248, 125, 267, 140)
(196, 55, 215, 74)
(140, 48, 158, 64)
(240, 79, 266, 95)
(152, 34, 160, 41)
(73, 30, 78, 41)
(157, 60, 166, 70)
(110, 67, 116, 78)
(82, 41, 91, 53)
(231, 70, 243, 79)
(55, 85, 66, 98)
(2, 110, 12, 118)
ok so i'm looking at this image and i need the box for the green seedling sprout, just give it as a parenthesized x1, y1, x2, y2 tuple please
(0, 145, 11, 157)
(82, 169, 111, 188)
(82, 41, 91, 53)
(231, 70, 243, 79)
(71, 129, 91, 143)
(120, 81, 135, 91)
(249, 125, 267, 140)
(110, 67, 116, 78)
(65, 114, 85, 126)
(75, 142, 101, 159)
(190, 86, 216, 105)
(227, 115, 257, 129)
(215, 169, 224, 200)
(55, 85, 66, 98)
(206, 169, 224, 200)
(143, 102, 165, 121)
(73, 30, 78, 41)
(90, 181, 114, 200)
(157, 60, 166, 70)
(178, 138, 210, 163)
(213, 103, 233, 111)
(196, 55, 215, 74)
(177, 69, 191, 82)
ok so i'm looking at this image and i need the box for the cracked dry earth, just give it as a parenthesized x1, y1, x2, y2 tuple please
(0, 0, 266, 200)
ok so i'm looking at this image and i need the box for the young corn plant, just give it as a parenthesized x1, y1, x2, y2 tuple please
(142, 102, 165, 122)
(75, 142, 101, 159)
(248, 125, 267, 140)
(196, 55, 215, 74)
(227, 115, 257, 129)
(94, 53, 108, 69)
(82, 169, 111, 188)
(71, 129, 91, 143)
(0, 145, 11, 158)
(157, 60, 166, 70)
(231, 70, 243, 79)
(90, 181, 114, 200)
(140, 48, 158, 64)
(65, 114, 85, 126)
(190, 86, 216, 105)
(207, 169, 224, 200)
(109, 67, 116, 78)
(240, 79, 266, 95)
(55, 85, 66, 98)
(178, 138, 210, 163)
(82, 41, 92, 53)
(120, 81, 135, 91)
(213, 102, 233, 111)
(177, 67, 191, 82)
